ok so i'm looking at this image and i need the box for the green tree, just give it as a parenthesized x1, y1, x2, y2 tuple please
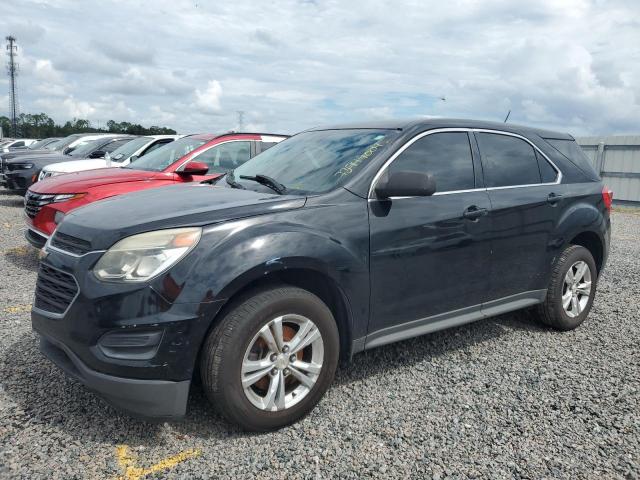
(6, 112, 176, 138)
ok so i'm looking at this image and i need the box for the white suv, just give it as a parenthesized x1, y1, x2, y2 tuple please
(38, 135, 182, 180)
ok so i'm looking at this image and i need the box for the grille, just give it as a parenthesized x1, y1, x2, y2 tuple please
(34, 264, 78, 315)
(50, 232, 92, 255)
(24, 191, 56, 219)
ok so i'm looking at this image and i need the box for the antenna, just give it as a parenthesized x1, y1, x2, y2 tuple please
(6, 36, 20, 137)
(236, 110, 245, 131)
(503, 110, 511, 123)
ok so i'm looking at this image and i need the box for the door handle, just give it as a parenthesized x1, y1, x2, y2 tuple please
(547, 192, 563, 205)
(463, 205, 488, 220)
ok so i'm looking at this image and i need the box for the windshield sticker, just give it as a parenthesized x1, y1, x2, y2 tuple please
(334, 140, 387, 179)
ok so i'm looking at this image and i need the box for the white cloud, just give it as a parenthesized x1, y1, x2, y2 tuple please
(0, 0, 638, 135)
(194, 80, 223, 114)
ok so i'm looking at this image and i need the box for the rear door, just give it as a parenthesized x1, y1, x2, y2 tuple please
(474, 131, 563, 301)
(368, 130, 492, 336)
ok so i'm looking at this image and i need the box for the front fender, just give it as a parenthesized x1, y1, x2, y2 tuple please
(164, 194, 371, 341)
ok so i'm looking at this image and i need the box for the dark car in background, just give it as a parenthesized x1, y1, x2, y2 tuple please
(2, 135, 135, 193)
(32, 119, 611, 431)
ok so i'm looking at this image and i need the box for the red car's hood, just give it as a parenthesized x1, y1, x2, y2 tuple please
(29, 168, 171, 193)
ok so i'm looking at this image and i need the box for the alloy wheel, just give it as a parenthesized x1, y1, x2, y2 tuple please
(562, 260, 592, 318)
(241, 314, 324, 411)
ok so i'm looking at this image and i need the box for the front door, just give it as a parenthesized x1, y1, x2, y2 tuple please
(368, 131, 492, 338)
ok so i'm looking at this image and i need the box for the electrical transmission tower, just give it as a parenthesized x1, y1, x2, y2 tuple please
(236, 110, 245, 131)
(6, 36, 20, 137)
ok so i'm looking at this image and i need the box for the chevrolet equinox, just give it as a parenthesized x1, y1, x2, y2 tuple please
(32, 119, 611, 431)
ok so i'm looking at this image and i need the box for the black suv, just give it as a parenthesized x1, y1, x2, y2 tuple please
(2, 135, 134, 193)
(32, 119, 611, 431)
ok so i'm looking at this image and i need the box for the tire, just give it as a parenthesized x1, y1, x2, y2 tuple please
(536, 245, 597, 331)
(200, 286, 339, 431)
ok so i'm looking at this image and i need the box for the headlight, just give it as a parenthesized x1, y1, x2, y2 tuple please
(93, 227, 202, 282)
(52, 193, 85, 202)
(13, 163, 33, 169)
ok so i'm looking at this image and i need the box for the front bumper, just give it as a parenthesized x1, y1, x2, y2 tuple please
(3, 169, 34, 192)
(25, 227, 48, 249)
(31, 247, 225, 419)
(38, 333, 191, 419)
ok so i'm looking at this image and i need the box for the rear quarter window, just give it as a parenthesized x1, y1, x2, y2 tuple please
(544, 138, 599, 180)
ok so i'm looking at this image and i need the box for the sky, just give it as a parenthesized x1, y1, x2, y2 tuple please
(1, 0, 639, 136)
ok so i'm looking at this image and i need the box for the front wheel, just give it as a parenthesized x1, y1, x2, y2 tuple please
(536, 245, 597, 330)
(200, 286, 339, 431)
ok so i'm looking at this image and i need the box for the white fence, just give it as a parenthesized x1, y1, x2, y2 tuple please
(577, 136, 640, 204)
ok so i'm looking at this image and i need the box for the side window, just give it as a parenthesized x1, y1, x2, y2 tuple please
(476, 133, 541, 187)
(12, 141, 24, 147)
(195, 141, 252, 173)
(389, 132, 475, 192)
(103, 139, 130, 153)
(535, 150, 558, 183)
(259, 141, 278, 153)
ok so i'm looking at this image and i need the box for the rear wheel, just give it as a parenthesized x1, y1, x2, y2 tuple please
(200, 286, 339, 431)
(537, 245, 597, 330)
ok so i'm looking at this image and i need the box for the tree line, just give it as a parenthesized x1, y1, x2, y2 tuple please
(0, 113, 177, 139)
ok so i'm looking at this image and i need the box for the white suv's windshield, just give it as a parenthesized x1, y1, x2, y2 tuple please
(128, 137, 207, 171)
(109, 136, 153, 162)
(68, 138, 109, 157)
(232, 129, 398, 195)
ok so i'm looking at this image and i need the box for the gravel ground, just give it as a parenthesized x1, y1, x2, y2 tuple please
(0, 189, 638, 479)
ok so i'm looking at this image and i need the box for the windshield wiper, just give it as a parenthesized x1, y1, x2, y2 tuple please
(225, 171, 245, 189)
(239, 174, 287, 195)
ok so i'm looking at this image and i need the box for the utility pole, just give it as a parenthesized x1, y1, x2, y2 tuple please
(6, 36, 20, 137)
(236, 110, 244, 131)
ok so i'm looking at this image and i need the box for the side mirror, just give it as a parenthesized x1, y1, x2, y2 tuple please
(89, 150, 105, 158)
(129, 155, 138, 163)
(178, 160, 209, 176)
(375, 170, 436, 198)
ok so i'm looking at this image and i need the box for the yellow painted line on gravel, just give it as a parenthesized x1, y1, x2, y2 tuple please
(114, 445, 200, 480)
(3, 304, 31, 314)
(4, 245, 33, 256)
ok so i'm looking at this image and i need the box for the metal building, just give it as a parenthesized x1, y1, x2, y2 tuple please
(576, 136, 640, 204)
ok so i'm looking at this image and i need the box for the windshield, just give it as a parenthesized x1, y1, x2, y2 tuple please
(28, 139, 53, 150)
(128, 137, 207, 171)
(233, 129, 398, 194)
(45, 139, 62, 150)
(109, 136, 153, 162)
(68, 138, 106, 157)
(51, 135, 82, 151)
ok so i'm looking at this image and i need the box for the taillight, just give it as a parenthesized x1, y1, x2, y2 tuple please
(602, 186, 613, 211)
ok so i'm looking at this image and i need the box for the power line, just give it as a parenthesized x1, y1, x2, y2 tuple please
(6, 36, 20, 137)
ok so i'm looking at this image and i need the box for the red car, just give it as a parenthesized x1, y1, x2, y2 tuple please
(24, 132, 288, 248)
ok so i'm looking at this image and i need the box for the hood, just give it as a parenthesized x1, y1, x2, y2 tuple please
(5, 153, 68, 166)
(44, 158, 115, 174)
(55, 183, 307, 250)
(30, 167, 168, 193)
(0, 149, 58, 161)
